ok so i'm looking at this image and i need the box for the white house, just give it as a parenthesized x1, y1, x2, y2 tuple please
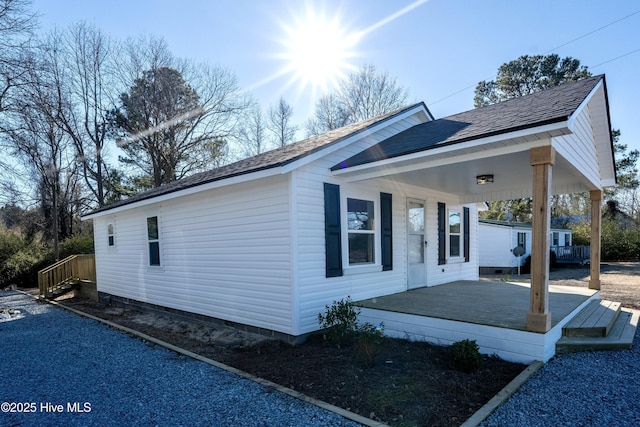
(83, 76, 616, 361)
(479, 219, 573, 274)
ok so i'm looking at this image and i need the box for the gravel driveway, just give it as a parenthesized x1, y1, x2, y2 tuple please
(0, 291, 359, 427)
(480, 326, 640, 427)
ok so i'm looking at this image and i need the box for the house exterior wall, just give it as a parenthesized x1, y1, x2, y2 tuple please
(554, 104, 601, 191)
(92, 174, 294, 334)
(292, 120, 479, 335)
(478, 223, 516, 270)
(479, 222, 573, 272)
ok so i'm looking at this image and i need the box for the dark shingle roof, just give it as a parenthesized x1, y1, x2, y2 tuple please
(331, 75, 604, 171)
(86, 102, 426, 216)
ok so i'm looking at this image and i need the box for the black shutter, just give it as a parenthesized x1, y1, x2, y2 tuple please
(463, 207, 470, 262)
(380, 192, 393, 271)
(323, 183, 343, 277)
(438, 202, 446, 265)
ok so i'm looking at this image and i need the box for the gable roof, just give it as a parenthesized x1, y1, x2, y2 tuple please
(331, 75, 607, 171)
(85, 102, 428, 216)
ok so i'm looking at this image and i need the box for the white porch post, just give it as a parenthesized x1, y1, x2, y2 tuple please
(527, 146, 555, 333)
(589, 190, 603, 290)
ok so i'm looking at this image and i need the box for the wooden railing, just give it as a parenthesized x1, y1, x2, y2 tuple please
(38, 254, 96, 298)
(551, 246, 590, 264)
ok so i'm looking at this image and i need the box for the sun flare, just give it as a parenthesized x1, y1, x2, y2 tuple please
(278, 7, 360, 94)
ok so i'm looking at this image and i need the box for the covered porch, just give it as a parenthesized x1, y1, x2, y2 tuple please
(333, 76, 615, 337)
(357, 280, 600, 363)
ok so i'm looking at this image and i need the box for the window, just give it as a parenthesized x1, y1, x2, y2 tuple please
(347, 198, 375, 264)
(517, 232, 526, 250)
(147, 216, 160, 266)
(449, 210, 461, 257)
(564, 233, 571, 246)
(107, 223, 115, 247)
(552, 232, 559, 246)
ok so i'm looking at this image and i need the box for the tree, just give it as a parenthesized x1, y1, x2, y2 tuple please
(112, 36, 249, 188)
(338, 64, 409, 122)
(56, 22, 119, 207)
(305, 93, 350, 136)
(112, 66, 208, 187)
(268, 97, 297, 148)
(474, 54, 591, 107)
(305, 64, 409, 136)
(0, 0, 36, 113)
(237, 101, 269, 157)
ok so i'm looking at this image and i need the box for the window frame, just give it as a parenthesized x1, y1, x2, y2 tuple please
(346, 197, 376, 266)
(448, 209, 462, 260)
(107, 223, 115, 247)
(146, 216, 161, 267)
(341, 192, 381, 272)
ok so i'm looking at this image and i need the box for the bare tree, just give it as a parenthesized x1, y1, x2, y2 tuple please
(304, 93, 350, 136)
(237, 101, 269, 158)
(4, 58, 78, 259)
(305, 64, 409, 136)
(0, 0, 36, 113)
(268, 97, 297, 148)
(55, 22, 118, 207)
(337, 64, 408, 122)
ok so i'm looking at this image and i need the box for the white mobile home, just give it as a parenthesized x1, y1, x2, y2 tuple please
(84, 76, 616, 362)
(479, 220, 573, 274)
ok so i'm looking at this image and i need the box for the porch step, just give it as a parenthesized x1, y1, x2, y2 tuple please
(562, 300, 621, 337)
(556, 308, 639, 354)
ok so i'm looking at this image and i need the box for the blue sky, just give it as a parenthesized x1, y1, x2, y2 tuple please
(32, 0, 640, 153)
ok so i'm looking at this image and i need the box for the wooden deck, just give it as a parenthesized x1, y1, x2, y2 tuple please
(357, 280, 598, 332)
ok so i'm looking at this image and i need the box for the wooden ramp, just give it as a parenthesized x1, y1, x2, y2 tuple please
(556, 300, 639, 354)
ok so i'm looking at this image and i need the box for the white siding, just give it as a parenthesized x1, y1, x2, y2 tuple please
(93, 175, 293, 334)
(479, 224, 515, 268)
(293, 115, 480, 334)
(554, 105, 601, 189)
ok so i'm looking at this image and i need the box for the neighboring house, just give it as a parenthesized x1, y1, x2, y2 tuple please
(83, 75, 616, 353)
(479, 219, 572, 274)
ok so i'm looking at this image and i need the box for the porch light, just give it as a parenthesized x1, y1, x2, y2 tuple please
(476, 174, 494, 185)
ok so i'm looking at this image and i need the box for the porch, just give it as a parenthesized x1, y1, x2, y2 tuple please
(357, 280, 600, 363)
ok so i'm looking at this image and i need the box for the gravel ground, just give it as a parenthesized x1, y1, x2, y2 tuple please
(481, 321, 640, 427)
(0, 291, 360, 427)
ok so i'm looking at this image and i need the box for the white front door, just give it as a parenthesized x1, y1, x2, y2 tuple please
(407, 199, 427, 289)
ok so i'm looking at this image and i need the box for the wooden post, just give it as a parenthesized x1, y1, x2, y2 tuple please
(589, 190, 603, 290)
(527, 146, 555, 333)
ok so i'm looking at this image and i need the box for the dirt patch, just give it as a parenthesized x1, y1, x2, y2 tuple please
(44, 262, 640, 426)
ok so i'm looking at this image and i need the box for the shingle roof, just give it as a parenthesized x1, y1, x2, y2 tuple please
(331, 75, 605, 171)
(86, 102, 426, 215)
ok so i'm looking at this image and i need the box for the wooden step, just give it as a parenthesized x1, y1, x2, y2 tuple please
(556, 308, 639, 354)
(562, 300, 621, 337)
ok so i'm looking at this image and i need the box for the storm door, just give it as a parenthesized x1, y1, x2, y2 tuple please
(407, 199, 427, 289)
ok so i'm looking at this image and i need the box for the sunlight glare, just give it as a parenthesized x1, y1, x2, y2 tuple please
(279, 7, 360, 94)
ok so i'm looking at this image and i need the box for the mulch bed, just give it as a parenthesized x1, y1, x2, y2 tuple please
(56, 296, 525, 427)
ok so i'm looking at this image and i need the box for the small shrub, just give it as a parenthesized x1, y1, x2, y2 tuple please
(317, 297, 361, 347)
(450, 339, 482, 372)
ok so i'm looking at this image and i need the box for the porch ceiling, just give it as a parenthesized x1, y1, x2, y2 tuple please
(333, 139, 594, 203)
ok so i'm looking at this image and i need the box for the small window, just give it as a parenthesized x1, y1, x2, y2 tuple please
(449, 210, 461, 257)
(147, 216, 160, 266)
(347, 198, 375, 264)
(107, 223, 115, 247)
(517, 232, 526, 250)
(552, 232, 559, 246)
(564, 233, 571, 247)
